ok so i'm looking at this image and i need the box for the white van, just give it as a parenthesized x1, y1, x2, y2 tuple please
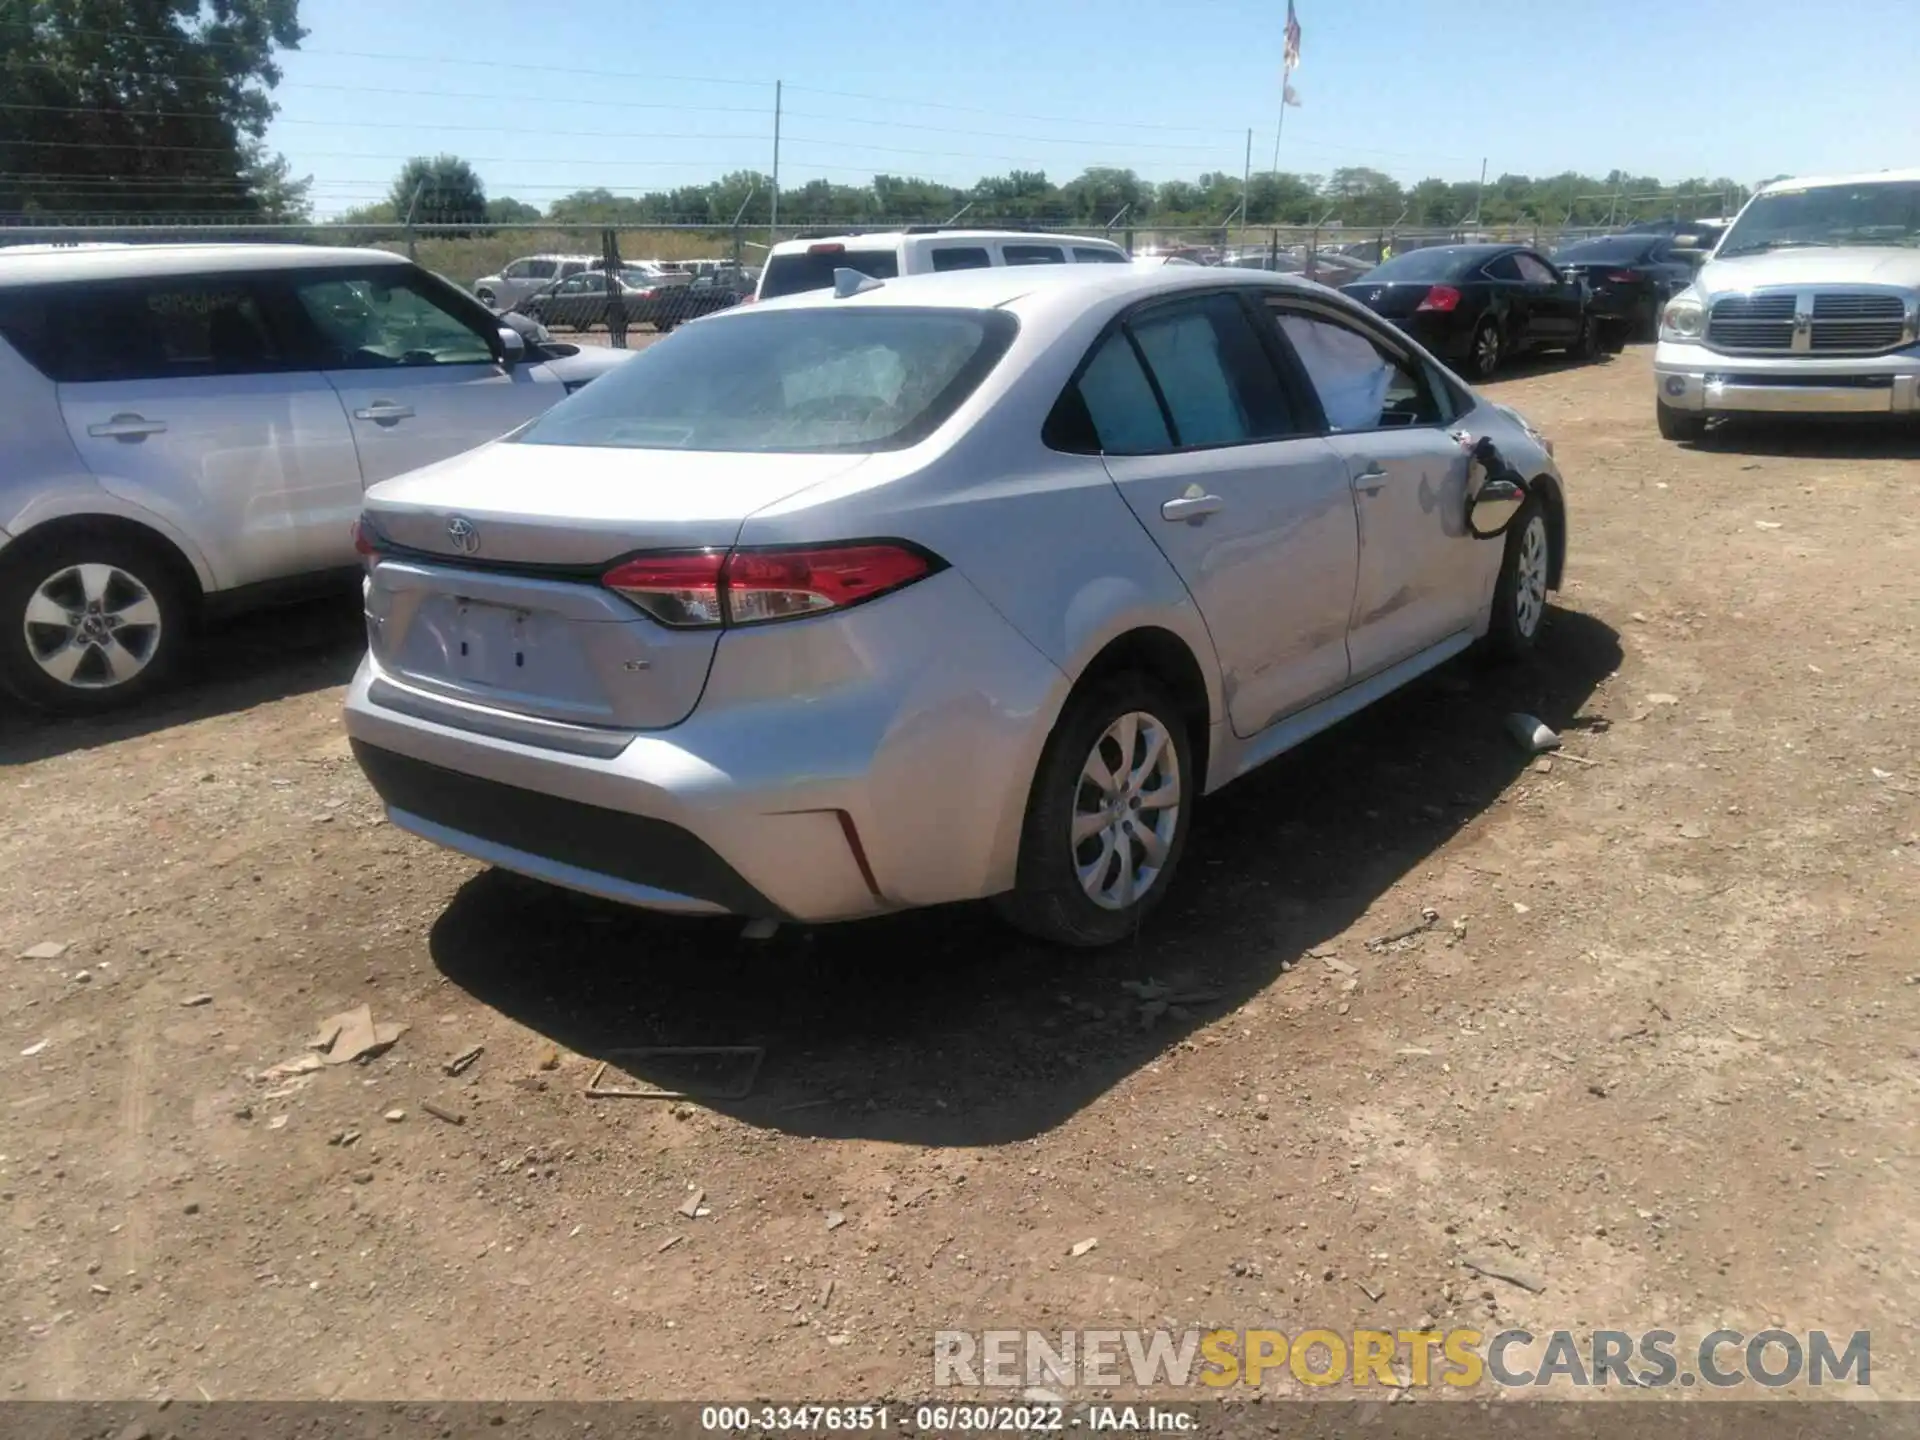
(754, 229, 1129, 300)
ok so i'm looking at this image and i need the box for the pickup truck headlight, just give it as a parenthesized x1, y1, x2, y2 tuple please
(1659, 293, 1707, 343)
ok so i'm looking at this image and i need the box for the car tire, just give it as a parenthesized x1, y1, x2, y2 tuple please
(1566, 314, 1602, 361)
(995, 674, 1195, 948)
(0, 529, 191, 715)
(1483, 497, 1552, 662)
(1656, 403, 1707, 444)
(1469, 317, 1502, 379)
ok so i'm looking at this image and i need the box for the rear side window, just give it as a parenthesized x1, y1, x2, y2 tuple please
(1044, 331, 1173, 455)
(1072, 247, 1128, 263)
(1127, 293, 1295, 447)
(0, 277, 285, 382)
(517, 307, 1015, 453)
(1482, 254, 1523, 281)
(760, 248, 901, 299)
(1003, 244, 1065, 266)
(930, 247, 991, 272)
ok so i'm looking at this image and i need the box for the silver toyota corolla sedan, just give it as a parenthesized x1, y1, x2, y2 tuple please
(344, 263, 1567, 947)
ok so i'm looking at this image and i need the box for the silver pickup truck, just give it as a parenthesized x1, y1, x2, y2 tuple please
(1653, 168, 1920, 442)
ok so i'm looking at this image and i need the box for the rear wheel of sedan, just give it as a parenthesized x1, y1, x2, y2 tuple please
(1657, 403, 1707, 444)
(1567, 314, 1601, 362)
(996, 675, 1194, 948)
(1469, 318, 1502, 379)
(0, 529, 190, 714)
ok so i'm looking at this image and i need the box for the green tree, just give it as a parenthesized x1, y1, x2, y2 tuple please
(0, 0, 306, 216)
(390, 155, 488, 230)
(487, 196, 541, 224)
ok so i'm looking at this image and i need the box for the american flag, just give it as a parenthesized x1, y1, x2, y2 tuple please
(1283, 0, 1302, 71)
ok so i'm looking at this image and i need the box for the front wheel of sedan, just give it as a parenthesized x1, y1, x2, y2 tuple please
(996, 676, 1195, 948)
(1483, 497, 1552, 662)
(0, 531, 190, 714)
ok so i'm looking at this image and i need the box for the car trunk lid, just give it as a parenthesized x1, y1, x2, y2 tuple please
(360, 442, 869, 731)
(1340, 281, 1443, 319)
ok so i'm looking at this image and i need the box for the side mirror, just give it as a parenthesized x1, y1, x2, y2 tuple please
(496, 326, 526, 367)
(1466, 436, 1527, 539)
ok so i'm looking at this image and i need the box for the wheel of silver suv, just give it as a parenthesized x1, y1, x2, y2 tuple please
(0, 532, 188, 714)
(997, 674, 1195, 947)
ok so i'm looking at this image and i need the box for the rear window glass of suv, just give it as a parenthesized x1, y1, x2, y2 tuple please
(930, 247, 991, 271)
(759, 248, 901, 298)
(0, 278, 284, 382)
(517, 307, 1016, 453)
(1003, 244, 1065, 266)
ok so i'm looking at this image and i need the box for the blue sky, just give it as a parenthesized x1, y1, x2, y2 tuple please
(265, 0, 1920, 218)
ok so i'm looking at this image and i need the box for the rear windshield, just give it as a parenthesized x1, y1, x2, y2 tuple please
(759, 248, 901, 299)
(516, 307, 1017, 453)
(1359, 247, 1496, 283)
(1552, 235, 1657, 264)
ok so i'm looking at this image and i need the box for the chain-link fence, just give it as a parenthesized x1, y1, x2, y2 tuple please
(0, 214, 1649, 347)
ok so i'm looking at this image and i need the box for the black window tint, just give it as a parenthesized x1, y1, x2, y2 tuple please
(0, 277, 284, 382)
(1003, 244, 1065, 266)
(1073, 247, 1129, 263)
(1050, 330, 1173, 455)
(1128, 293, 1294, 447)
(1482, 254, 1523, 281)
(525, 260, 558, 280)
(1269, 306, 1442, 431)
(759, 249, 901, 299)
(930, 247, 991, 271)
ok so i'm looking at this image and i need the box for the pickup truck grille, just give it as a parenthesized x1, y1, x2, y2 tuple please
(1707, 293, 1794, 350)
(1809, 292, 1906, 352)
(1707, 289, 1912, 355)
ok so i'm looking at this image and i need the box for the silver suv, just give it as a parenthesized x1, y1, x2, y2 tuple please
(0, 244, 633, 713)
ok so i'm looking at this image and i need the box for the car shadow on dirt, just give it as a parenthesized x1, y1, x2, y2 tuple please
(0, 591, 364, 766)
(429, 607, 1622, 1147)
(1682, 418, 1920, 461)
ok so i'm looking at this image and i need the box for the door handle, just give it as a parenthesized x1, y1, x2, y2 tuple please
(354, 403, 415, 424)
(87, 414, 166, 441)
(1352, 464, 1389, 494)
(1160, 493, 1224, 523)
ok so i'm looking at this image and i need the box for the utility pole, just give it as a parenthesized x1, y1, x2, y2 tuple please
(1241, 128, 1253, 245)
(769, 79, 782, 247)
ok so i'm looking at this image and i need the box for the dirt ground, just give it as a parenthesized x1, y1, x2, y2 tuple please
(2, 348, 1917, 1405)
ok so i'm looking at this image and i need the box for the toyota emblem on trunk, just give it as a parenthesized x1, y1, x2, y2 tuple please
(447, 516, 480, 555)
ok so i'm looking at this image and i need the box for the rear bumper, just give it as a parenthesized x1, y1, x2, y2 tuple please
(1394, 310, 1475, 360)
(1653, 342, 1920, 415)
(343, 568, 1070, 924)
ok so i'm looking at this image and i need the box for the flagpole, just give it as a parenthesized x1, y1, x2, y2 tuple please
(1270, 89, 1288, 178)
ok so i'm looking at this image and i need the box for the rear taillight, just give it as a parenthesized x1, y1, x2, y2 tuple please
(601, 542, 940, 629)
(352, 517, 381, 557)
(1605, 269, 1639, 283)
(1416, 285, 1462, 313)
(601, 551, 727, 627)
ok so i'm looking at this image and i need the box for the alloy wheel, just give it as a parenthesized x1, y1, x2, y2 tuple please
(23, 563, 164, 690)
(1475, 323, 1500, 377)
(1072, 710, 1182, 911)
(1514, 515, 1549, 638)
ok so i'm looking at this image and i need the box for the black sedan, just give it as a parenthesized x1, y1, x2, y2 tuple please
(632, 270, 754, 331)
(1550, 232, 1702, 340)
(1340, 244, 1611, 379)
